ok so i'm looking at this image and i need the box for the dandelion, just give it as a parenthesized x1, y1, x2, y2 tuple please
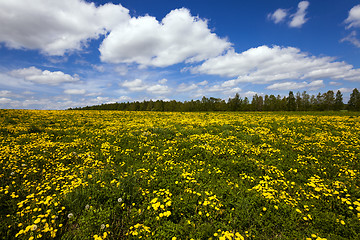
(101, 224, 106, 230)
(117, 198, 123, 203)
(85, 204, 90, 210)
(67, 213, 74, 219)
(32, 224, 38, 231)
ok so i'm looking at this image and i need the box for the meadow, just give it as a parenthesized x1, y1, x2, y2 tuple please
(1, 109, 360, 240)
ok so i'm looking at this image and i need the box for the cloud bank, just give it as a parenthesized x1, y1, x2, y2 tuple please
(191, 45, 360, 84)
(10, 67, 79, 85)
(99, 8, 231, 67)
(0, 0, 129, 55)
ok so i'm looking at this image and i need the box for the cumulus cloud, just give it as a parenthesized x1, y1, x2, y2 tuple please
(338, 87, 353, 93)
(345, 4, 360, 29)
(99, 8, 231, 67)
(10, 67, 79, 85)
(1, 2, 230, 67)
(266, 80, 324, 91)
(289, 1, 310, 28)
(268, 9, 288, 24)
(341, 31, 360, 48)
(147, 85, 170, 95)
(191, 45, 360, 84)
(0, 0, 130, 55)
(121, 79, 170, 95)
(329, 81, 341, 86)
(342, 5, 360, 48)
(268, 1, 309, 28)
(122, 79, 147, 91)
(0, 97, 12, 104)
(158, 78, 168, 84)
(64, 89, 86, 95)
(177, 83, 198, 92)
(0, 90, 12, 97)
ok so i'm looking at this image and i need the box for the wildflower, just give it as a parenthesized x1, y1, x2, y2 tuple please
(101, 224, 106, 230)
(67, 213, 74, 219)
(32, 224, 38, 231)
(85, 204, 90, 210)
(117, 198, 123, 203)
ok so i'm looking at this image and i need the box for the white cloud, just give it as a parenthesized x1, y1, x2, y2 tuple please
(121, 78, 170, 94)
(0, 97, 12, 104)
(268, 9, 288, 24)
(266, 80, 324, 91)
(10, 66, 79, 85)
(147, 84, 169, 95)
(338, 87, 353, 93)
(191, 45, 360, 84)
(224, 87, 242, 95)
(243, 91, 258, 97)
(345, 4, 360, 29)
(289, 1, 310, 28)
(99, 8, 231, 67)
(114, 65, 129, 76)
(0, 0, 130, 55)
(198, 80, 208, 86)
(92, 65, 105, 72)
(177, 83, 198, 92)
(0, 90, 12, 97)
(121, 79, 147, 91)
(64, 89, 86, 95)
(158, 78, 168, 84)
(329, 81, 342, 86)
(341, 31, 360, 48)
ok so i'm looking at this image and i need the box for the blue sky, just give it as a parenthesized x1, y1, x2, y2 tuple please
(0, 0, 360, 109)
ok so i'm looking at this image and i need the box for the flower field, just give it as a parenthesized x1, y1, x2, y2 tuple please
(1, 109, 360, 240)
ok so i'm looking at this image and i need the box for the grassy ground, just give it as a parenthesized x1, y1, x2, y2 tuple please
(1, 110, 360, 240)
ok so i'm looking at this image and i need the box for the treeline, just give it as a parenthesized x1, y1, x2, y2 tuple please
(70, 88, 360, 111)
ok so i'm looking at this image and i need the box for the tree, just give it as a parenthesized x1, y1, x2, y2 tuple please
(316, 93, 324, 111)
(228, 93, 241, 111)
(334, 90, 344, 111)
(251, 94, 263, 111)
(302, 91, 310, 111)
(287, 91, 296, 111)
(295, 91, 302, 111)
(323, 90, 335, 111)
(348, 88, 360, 111)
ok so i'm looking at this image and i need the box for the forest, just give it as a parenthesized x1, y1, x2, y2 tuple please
(70, 88, 360, 112)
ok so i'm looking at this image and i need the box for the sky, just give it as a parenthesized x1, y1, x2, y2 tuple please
(0, 0, 360, 110)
